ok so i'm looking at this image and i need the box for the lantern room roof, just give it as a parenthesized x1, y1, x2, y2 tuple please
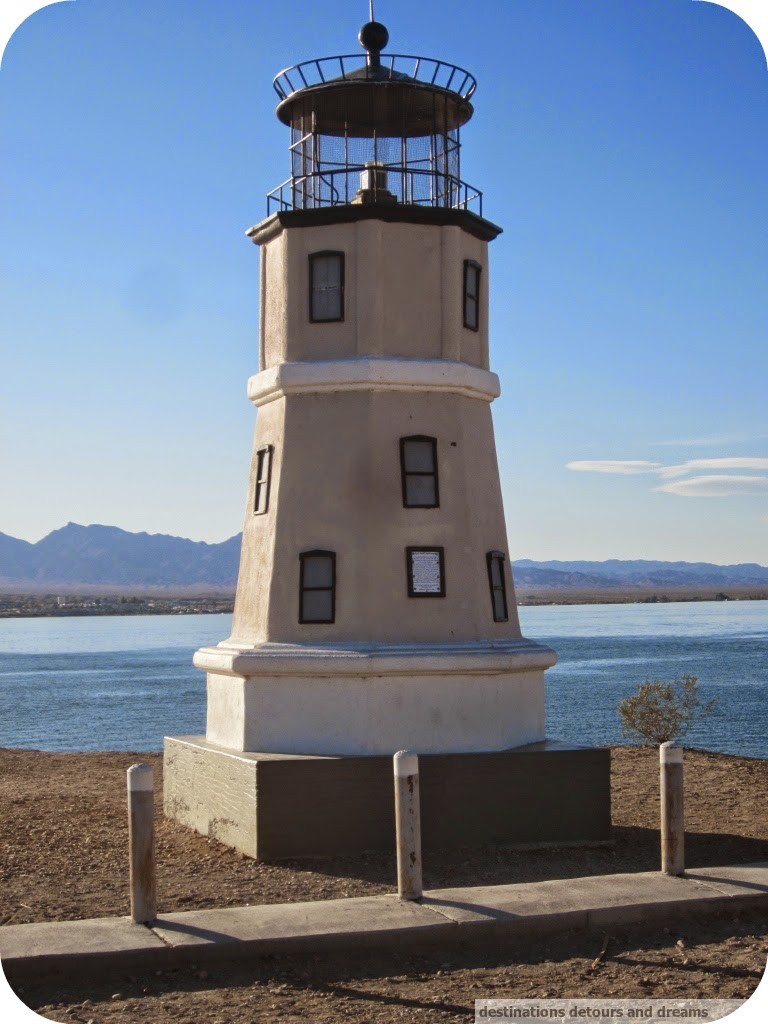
(273, 21, 476, 138)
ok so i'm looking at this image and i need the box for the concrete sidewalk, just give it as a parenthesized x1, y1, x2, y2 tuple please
(2, 863, 767, 980)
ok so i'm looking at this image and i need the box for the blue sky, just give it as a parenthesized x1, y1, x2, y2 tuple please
(1, 0, 766, 563)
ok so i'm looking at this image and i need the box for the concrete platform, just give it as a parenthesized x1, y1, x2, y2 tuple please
(163, 736, 611, 859)
(3, 862, 767, 980)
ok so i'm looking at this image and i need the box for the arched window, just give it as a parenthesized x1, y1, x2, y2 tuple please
(463, 259, 481, 331)
(299, 550, 336, 623)
(486, 551, 509, 622)
(253, 445, 273, 515)
(309, 251, 344, 322)
(400, 436, 439, 508)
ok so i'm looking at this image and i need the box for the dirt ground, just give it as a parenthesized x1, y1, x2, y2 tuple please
(1, 745, 767, 1021)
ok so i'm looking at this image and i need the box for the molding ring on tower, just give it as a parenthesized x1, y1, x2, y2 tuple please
(247, 357, 501, 407)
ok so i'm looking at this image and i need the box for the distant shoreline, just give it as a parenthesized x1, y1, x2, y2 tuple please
(0, 594, 235, 619)
(1, 587, 767, 618)
(517, 585, 768, 606)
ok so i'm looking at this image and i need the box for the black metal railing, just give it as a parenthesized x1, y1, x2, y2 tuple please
(273, 53, 477, 102)
(266, 166, 482, 215)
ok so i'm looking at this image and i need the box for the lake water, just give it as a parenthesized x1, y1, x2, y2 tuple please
(0, 601, 765, 757)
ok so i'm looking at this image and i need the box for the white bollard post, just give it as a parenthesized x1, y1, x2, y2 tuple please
(127, 763, 157, 923)
(393, 750, 422, 901)
(660, 742, 685, 876)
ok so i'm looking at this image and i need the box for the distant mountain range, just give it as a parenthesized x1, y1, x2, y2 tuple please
(512, 559, 768, 589)
(0, 523, 241, 588)
(0, 523, 767, 591)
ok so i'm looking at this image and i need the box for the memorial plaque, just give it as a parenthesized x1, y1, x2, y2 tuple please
(407, 547, 445, 597)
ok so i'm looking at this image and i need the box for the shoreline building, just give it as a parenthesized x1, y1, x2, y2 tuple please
(165, 20, 610, 859)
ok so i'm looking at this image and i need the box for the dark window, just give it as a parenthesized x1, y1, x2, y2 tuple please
(486, 551, 509, 622)
(299, 550, 336, 623)
(253, 445, 273, 515)
(400, 436, 439, 508)
(309, 251, 344, 322)
(463, 259, 481, 331)
(406, 546, 446, 598)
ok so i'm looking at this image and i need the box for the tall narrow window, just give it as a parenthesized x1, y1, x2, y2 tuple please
(309, 251, 344, 322)
(400, 436, 439, 508)
(407, 547, 446, 598)
(463, 259, 481, 331)
(299, 550, 336, 623)
(486, 551, 509, 622)
(253, 445, 273, 515)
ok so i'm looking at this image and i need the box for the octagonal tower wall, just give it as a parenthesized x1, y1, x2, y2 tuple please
(252, 213, 491, 370)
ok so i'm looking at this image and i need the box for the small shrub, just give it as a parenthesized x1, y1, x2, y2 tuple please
(617, 674, 715, 745)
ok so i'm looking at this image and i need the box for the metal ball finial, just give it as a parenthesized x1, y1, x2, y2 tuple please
(359, 21, 389, 57)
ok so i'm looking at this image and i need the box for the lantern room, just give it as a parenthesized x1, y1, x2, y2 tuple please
(267, 20, 482, 213)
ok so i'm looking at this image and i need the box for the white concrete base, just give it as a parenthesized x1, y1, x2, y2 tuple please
(194, 639, 556, 756)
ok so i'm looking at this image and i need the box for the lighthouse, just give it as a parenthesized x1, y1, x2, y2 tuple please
(164, 20, 610, 859)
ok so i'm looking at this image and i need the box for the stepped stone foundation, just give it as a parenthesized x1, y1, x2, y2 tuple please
(164, 735, 611, 861)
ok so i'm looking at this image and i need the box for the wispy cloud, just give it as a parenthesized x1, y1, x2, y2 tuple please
(566, 460, 661, 475)
(658, 458, 768, 479)
(566, 456, 768, 498)
(655, 475, 768, 497)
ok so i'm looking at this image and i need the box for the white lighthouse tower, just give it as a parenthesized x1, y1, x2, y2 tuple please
(164, 19, 610, 859)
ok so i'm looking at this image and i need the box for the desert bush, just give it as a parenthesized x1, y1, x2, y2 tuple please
(617, 673, 715, 745)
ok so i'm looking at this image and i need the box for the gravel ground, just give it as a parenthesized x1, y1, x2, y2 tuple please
(1, 745, 767, 1020)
